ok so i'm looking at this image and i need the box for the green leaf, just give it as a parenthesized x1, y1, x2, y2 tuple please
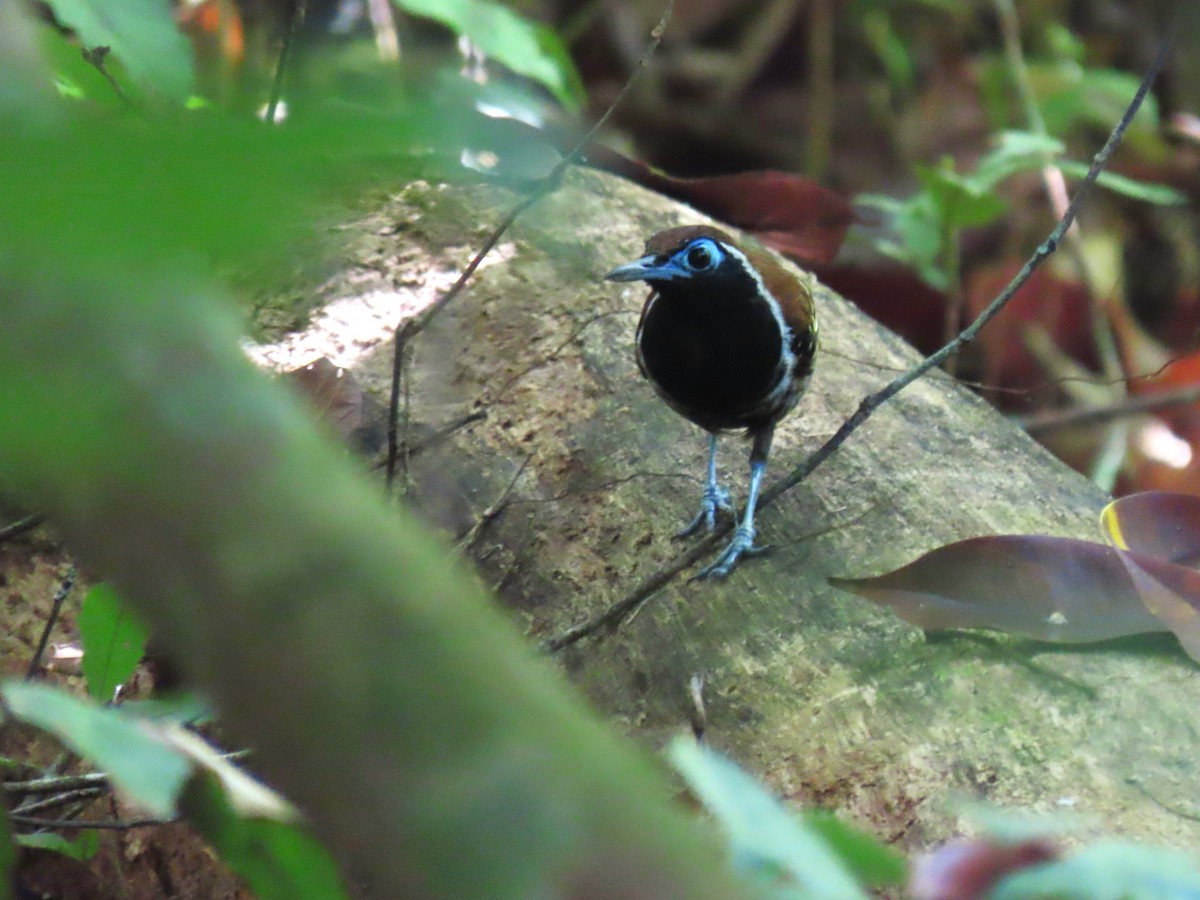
(803, 812, 907, 888)
(1058, 160, 1186, 206)
(15, 830, 100, 862)
(393, 0, 583, 110)
(0, 103, 460, 278)
(916, 162, 1008, 230)
(37, 0, 192, 100)
(119, 692, 215, 725)
(1, 681, 191, 819)
(181, 775, 350, 900)
(971, 130, 1064, 191)
(992, 841, 1200, 899)
(79, 583, 149, 701)
(669, 739, 867, 900)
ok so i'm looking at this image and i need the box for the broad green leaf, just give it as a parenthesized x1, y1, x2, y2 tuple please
(803, 812, 906, 888)
(915, 162, 1007, 230)
(858, 192, 948, 290)
(79, 583, 149, 701)
(972, 131, 1064, 191)
(37, 24, 127, 107)
(1057, 160, 1186, 206)
(992, 841, 1200, 899)
(16, 831, 100, 862)
(394, 0, 583, 110)
(0, 103, 461, 278)
(181, 775, 350, 900)
(1, 681, 190, 818)
(37, 0, 191, 100)
(120, 692, 215, 725)
(669, 739, 867, 900)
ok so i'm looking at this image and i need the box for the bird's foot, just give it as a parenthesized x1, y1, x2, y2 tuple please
(692, 526, 769, 580)
(674, 484, 734, 539)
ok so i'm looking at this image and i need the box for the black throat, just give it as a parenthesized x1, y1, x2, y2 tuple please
(637, 265, 789, 432)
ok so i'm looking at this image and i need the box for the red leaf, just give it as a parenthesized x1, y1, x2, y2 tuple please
(583, 143, 854, 264)
(1102, 491, 1200, 565)
(910, 838, 1059, 900)
(282, 357, 368, 444)
(963, 263, 1094, 409)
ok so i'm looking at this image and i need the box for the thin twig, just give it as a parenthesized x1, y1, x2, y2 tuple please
(0, 512, 43, 544)
(544, 503, 875, 652)
(265, 0, 306, 124)
(26, 565, 76, 679)
(374, 411, 487, 472)
(10, 813, 175, 831)
(1020, 383, 1200, 434)
(12, 787, 104, 816)
(4, 772, 108, 795)
(766, 23, 1174, 501)
(385, 0, 676, 490)
(994, 0, 1127, 489)
(819, 342, 1189, 397)
(457, 455, 531, 552)
(546, 25, 1175, 652)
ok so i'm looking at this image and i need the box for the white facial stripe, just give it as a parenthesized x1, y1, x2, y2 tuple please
(720, 242, 797, 376)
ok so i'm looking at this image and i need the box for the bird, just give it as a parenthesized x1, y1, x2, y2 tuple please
(605, 225, 817, 579)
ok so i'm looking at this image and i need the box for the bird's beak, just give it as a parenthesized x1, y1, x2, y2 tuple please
(604, 255, 681, 283)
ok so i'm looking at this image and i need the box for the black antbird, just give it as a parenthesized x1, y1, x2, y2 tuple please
(606, 225, 817, 578)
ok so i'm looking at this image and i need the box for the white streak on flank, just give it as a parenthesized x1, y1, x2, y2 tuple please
(720, 242, 799, 412)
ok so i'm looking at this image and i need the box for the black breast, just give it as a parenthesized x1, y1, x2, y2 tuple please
(637, 274, 786, 432)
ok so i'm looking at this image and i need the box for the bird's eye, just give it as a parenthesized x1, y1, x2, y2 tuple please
(686, 244, 714, 270)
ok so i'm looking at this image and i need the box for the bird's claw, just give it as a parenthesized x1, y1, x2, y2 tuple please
(674, 484, 734, 539)
(692, 526, 768, 580)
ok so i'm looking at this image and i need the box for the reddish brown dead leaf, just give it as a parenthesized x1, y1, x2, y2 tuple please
(583, 142, 854, 264)
(813, 262, 948, 355)
(963, 263, 1094, 410)
(909, 838, 1059, 900)
(829, 535, 1167, 644)
(282, 357, 367, 444)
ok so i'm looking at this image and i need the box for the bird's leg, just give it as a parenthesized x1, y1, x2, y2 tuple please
(675, 432, 732, 539)
(695, 427, 772, 579)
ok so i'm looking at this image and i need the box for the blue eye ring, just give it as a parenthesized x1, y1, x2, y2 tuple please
(678, 239, 721, 272)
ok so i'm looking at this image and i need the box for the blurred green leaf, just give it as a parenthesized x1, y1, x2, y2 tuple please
(1, 682, 190, 819)
(0, 103, 461, 277)
(669, 739, 867, 900)
(79, 583, 149, 701)
(992, 841, 1200, 899)
(1057, 160, 1186, 206)
(181, 775, 350, 900)
(860, 10, 914, 95)
(803, 812, 906, 888)
(916, 161, 1008, 230)
(1033, 62, 1160, 138)
(38, 0, 191, 100)
(15, 831, 100, 862)
(120, 692, 215, 725)
(394, 0, 583, 110)
(857, 192, 948, 290)
(972, 131, 1063, 190)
